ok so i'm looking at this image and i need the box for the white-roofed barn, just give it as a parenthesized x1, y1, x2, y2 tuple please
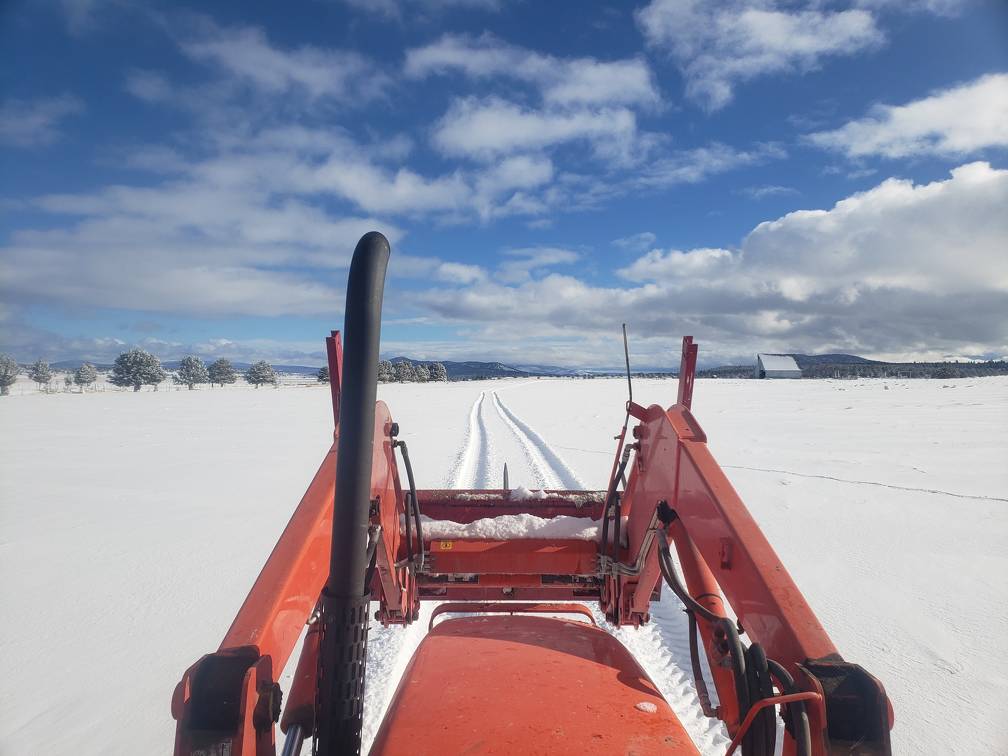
(755, 354, 802, 379)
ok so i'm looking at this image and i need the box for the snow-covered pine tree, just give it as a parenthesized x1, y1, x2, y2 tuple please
(414, 363, 430, 383)
(430, 362, 449, 382)
(177, 355, 209, 390)
(208, 358, 237, 387)
(0, 353, 19, 396)
(109, 348, 166, 392)
(317, 365, 330, 383)
(393, 360, 414, 383)
(28, 359, 53, 389)
(377, 360, 393, 383)
(74, 362, 97, 391)
(64, 373, 74, 391)
(245, 360, 276, 388)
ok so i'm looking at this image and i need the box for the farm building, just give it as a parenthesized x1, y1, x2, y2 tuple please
(755, 353, 802, 379)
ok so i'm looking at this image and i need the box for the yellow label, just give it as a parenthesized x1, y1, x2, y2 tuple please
(439, 541, 454, 550)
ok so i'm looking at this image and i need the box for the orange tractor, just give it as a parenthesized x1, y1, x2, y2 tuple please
(171, 233, 893, 755)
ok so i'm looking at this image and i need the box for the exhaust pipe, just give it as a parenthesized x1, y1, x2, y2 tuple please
(316, 231, 390, 755)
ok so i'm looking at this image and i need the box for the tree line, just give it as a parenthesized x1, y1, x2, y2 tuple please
(0, 350, 279, 394)
(316, 360, 448, 384)
(1, 350, 449, 395)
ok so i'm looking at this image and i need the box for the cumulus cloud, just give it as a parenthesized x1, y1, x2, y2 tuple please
(411, 163, 1008, 365)
(409, 35, 664, 174)
(619, 248, 735, 281)
(636, 0, 883, 110)
(0, 94, 84, 147)
(808, 73, 1008, 158)
(406, 33, 659, 107)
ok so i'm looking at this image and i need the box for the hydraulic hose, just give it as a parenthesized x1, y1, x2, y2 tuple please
(394, 438, 424, 572)
(766, 659, 812, 756)
(655, 529, 750, 732)
(601, 443, 633, 563)
(656, 526, 811, 756)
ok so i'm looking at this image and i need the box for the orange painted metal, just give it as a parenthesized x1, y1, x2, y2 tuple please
(667, 518, 742, 732)
(218, 445, 338, 671)
(424, 537, 598, 575)
(597, 338, 891, 754)
(417, 583, 600, 601)
(371, 615, 700, 755)
(613, 401, 840, 751)
(427, 601, 599, 629)
(172, 400, 402, 756)
(279, 624, 319, 734)
(324, 329, 343, 431)
(173, 327, 892, 756)
(417, 488, 605, 522)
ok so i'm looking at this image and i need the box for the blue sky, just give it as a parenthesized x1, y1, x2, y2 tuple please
(1, 0, 1006, 368)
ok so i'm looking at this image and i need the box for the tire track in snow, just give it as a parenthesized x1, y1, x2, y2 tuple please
(443, 392, 489, 488)
(489, 391, 551, 489)
(471, 392, 497, 488)
(492, 392, 585, 490)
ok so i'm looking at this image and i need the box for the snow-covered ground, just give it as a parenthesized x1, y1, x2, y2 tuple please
(1, 377, 1006, 754)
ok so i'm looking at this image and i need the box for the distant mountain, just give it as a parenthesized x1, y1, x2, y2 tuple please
(511, 363, 599, 377)
(50, 360, 113, 371)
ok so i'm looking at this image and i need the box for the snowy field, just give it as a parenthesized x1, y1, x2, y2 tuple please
(2, 376, 1007, 754)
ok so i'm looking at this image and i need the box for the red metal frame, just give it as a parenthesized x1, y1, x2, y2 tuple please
(416, 489, 605, 522)
(173, 331, 891, 756)
(324, 330, 342, 431)
(428, 601, 598, 629)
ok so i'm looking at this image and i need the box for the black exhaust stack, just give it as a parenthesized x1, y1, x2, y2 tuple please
(316, 231, 390, 756)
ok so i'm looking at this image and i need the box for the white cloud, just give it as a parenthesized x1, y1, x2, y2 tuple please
(612, 232, 657, 252)
(409, 35, 664, 178)
(741, 184, 798, 199)
(853, 0, 967, 15)
(0, 95, 84, 147)
(405, 33, 659, 107)
(634, 142, 785, 188)
(0, 146, 403, 316)
(636, 0, 883, 110)
(412, 163, 1008, 365)
(339, 0, 500, 20)
(808, 73, 1008, 158)
(496, 247, 580, 283)
(179, 24, 389, 102)
(619, 248, 735, 281)
(432, 96, 638, 160)
(742, 161, 1008, 295)
(435, 262, 487, 284)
